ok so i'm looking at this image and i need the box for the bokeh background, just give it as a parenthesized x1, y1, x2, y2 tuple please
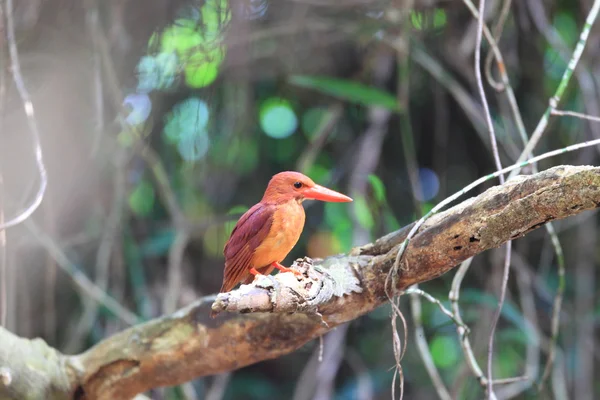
(1, 0, 600, 399)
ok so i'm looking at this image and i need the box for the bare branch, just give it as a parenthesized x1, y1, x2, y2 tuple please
(0, 165, 598, 400)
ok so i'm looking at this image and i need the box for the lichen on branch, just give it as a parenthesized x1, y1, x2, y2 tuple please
(210, 256, 365, 315)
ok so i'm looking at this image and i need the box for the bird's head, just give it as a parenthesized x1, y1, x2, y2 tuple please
(262, 171, 353, 204)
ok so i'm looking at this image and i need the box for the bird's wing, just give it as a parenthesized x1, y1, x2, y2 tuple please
(220, 203, 274, 292)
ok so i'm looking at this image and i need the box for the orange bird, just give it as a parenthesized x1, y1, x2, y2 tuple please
(217, 171, 353, 294)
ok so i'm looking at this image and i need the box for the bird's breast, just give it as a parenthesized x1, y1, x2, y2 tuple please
(252, 201, 305, 267)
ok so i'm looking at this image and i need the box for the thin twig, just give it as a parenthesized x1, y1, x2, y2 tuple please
(401, 288, 469, 332)
(537, 223, 565, 390)
(0, 0, 48, 230)
(483, 0, 513, 91)
(449, 259, 489, 386)
(205, 373, 230, 400)
(65, 150, 127, 353)
(472, 0, 511, 395)
(508, 0, 600, 178)
(496, 250, 540, 399)
(344, 350, 374, 400)
(162, 231, 190, 314)
(296, 104, 343, 174)
(0, 173, 6, 327)
(389, 296, 407, 400)
(461, 0, 529, 152)
(396, 12, 447, 398)
(391, 136, 600, 277)
(551, 109, 600, 123)
(24, 220, 139, 325)
(474, 1, 504, 180)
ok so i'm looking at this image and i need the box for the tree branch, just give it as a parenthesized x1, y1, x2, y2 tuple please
(0, 166, 599, 400)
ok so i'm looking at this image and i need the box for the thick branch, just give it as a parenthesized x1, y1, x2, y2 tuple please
(0, 166, 598, 400)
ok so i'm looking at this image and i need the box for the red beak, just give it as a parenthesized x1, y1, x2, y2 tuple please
(303, 184, 353, 202)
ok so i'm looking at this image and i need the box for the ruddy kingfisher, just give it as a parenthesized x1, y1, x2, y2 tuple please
(216, 171, 353, 294)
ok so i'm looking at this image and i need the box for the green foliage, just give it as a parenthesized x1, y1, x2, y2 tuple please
(325, 202, 353, 252)
(544, 11, 579, 92)
(305, 164, 331, 183)
(140, 229, 176, 257)
(128, 179, 156, 217)
(367, 174, 386, 203)
(289, 75, 400, 111)
(353, 195, 375, 230)
(410, 9, 447, 31)
(301, 107, 338, 140)
(203, 206, 248, 258)
(149, 0, 229, 89)
(430, 335, 460, 368)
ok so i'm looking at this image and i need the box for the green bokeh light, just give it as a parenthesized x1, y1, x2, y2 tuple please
(185, 53, 222, 88)
(128, 180, 156, 217)
(150, 0, 230, 89)
(177, 131, 210, 162)
(259, 97, 298, 139)
(163, 97, 211, 162)
(430, 335, 460, 368)
(163, 97, 210, 144)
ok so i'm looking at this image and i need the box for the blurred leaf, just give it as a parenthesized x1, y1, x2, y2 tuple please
(410, 11, 424, 30)
(430, 335, 460, 368)
(128, 179, 156, 217)
(368, 174, 386, 203)
(203, 224, 229, 258)
(289, 75, 400, 111)
(306, 164, 331, 184)
(383, 210, 401, 232)
(433, 8, 447, 29)
(495, 344, 522, 380)
(211, 137, 259, 174)
(554, 12, 578, 46)
(226, 375, 279, 400)
(301, 107, 337, 141)
(325, 202, 353, 251)
(462, 290, 527, 331)
(307, 231, 341, 258)
(204, 206, 248, 258)
(139, 229, 176, 257)
(200, 0, 232, 42)
(226, 205, 249, 235)
(124, 230, 151, 318)
(270, 135, 300, 163)
(353, 195, 374, 230)
(411, 9, 447, 30)
(421, 202, 434, 215)
(185, 53, 222, 88)
(228, 205, 249, 215)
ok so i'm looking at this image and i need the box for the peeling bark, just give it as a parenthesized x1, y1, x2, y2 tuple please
(0, 165, 599, 400)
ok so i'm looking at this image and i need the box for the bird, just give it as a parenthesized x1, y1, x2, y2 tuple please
(216, 171, 353, 295)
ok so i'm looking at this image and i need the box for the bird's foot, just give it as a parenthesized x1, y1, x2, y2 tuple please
(249, 268, 269, 284)
(271, 262, 302, 276)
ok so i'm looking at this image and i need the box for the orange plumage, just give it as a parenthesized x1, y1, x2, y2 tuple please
(217, 171, 352, 294)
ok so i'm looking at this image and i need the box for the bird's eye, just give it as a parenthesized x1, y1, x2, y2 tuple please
(294, 181, 303, 189)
